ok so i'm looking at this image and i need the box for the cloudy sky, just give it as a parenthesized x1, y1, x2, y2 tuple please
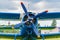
(0, 0, 60, 13)
(0, 0, 60, 27)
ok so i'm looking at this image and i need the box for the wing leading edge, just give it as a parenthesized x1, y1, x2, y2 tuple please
(37, 12, 60, 19)
(0, 12, 20, 20)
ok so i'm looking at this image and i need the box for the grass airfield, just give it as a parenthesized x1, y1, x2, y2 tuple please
(0, 37, 60, 40)
(0, 36, 60, 40)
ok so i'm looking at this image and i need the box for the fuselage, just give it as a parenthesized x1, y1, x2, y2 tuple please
(20, 12, 39, 37)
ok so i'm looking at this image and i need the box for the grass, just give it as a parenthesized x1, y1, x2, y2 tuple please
(0, 36, 60, 40)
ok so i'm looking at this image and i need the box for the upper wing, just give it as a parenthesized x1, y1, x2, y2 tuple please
(39, 12, 60, 19)
(36, 10, 60, 19)
(0, 12, 20, 20)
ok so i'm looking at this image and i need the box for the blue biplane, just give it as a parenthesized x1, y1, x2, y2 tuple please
(0, 2, 60, 40)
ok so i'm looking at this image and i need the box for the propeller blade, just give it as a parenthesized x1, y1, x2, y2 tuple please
(21, 2, 28, 14)
(35, 10, 60, 19)
(0, 12, 20, 20)
(35, 10, 48, 18)
(14, 23, 21, 29)
(32, 23, 40, 37)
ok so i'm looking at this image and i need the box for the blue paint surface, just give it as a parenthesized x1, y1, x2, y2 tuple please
(0, 12, 20, 19)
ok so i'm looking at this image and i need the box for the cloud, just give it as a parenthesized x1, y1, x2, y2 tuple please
(20, 0, 41, 3)
(0, 1, 18, 10)
(44, 0, 60, 2)
(30, 1, 46, 13)
(27, 0, 60, 13)
(0, 0, 20, 13)
(0, 0, 60, 13)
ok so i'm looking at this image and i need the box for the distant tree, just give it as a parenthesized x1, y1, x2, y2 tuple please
(51, 19, 56, 27)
